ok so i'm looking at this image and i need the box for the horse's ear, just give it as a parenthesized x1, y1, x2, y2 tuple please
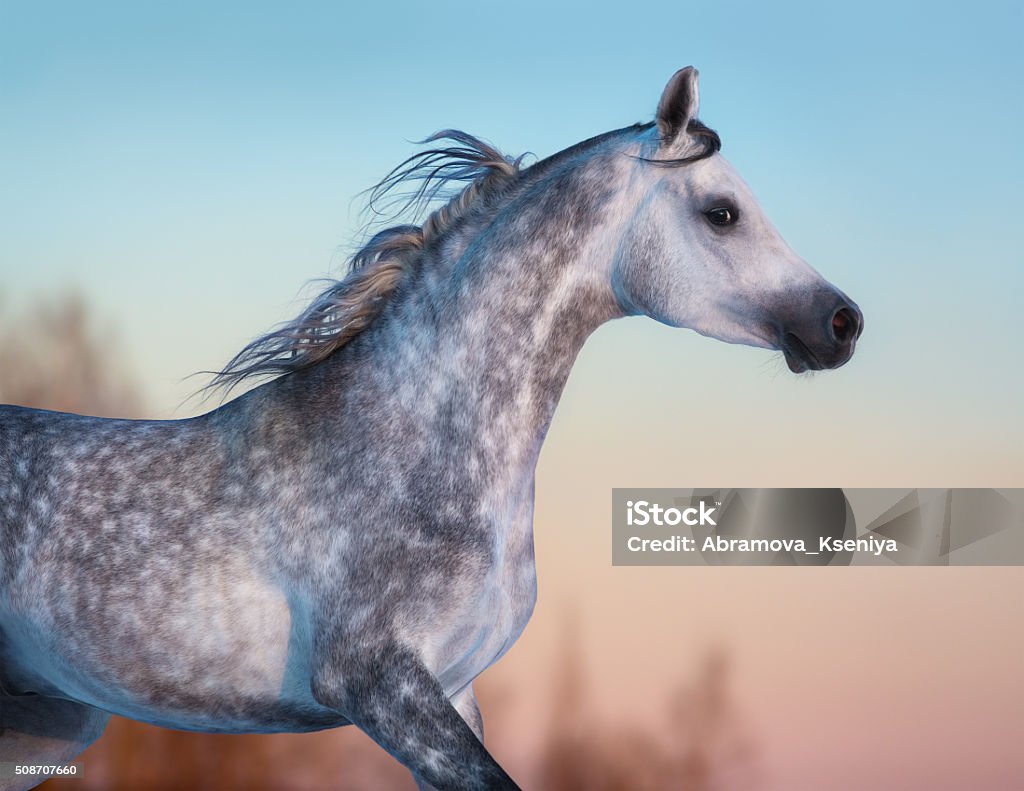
(656, 66, 700, 145)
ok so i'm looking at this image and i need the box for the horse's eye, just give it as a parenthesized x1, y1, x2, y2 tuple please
(705, 206, 737, 226)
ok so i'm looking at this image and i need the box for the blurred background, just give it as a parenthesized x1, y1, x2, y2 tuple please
(2, 1, 1022, 789)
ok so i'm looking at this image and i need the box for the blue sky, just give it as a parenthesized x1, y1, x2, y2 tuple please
(1, 1, 1021, 474)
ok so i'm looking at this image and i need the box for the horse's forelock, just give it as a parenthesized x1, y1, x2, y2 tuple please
(636, 118, 722, 167)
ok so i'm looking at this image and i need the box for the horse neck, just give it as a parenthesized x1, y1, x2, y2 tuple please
(345, 144, 635, 480)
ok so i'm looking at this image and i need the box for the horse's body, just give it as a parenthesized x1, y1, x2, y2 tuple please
(0, 68, 862, 790)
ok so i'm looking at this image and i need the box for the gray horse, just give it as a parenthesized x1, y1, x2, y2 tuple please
(0, 68, 862, 790)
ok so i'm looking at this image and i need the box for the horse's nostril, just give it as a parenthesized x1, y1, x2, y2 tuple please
(831, 307, 859, 344)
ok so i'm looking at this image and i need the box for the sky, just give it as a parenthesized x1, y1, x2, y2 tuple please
(2, 3, 1022, 789)
(2, 1, 1022, 429)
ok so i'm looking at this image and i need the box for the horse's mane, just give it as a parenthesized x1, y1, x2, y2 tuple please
(205, 130, 525, 395)
(207, 121, 720, 395)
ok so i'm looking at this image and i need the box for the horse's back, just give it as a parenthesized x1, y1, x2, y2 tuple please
(0, 404, 64, 591)
(0, 403, 194, 594)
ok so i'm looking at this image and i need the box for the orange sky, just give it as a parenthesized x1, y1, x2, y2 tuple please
(468, 320, 1024, 788)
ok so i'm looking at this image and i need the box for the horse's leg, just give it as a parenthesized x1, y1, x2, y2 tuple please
(0, 693, 110, 791)
(311, 643, 517, 790)
(450, 685, 483, 743)
(415, 685, 484, 791)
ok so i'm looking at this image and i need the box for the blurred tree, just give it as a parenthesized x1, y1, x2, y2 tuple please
(537, 614, 758, 791)
(0, 294, 143, 418)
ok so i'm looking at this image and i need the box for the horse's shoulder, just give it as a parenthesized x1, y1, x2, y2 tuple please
(0, 403, 61, 452)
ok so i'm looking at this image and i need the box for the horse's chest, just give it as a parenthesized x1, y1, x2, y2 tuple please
(427, 510, 537, 693)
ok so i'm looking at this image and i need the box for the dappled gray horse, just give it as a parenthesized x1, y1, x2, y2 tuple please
(0, 68, 861, 790)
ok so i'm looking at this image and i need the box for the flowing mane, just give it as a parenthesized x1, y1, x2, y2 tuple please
(207, 130, 525, 395)
(208, 120, 721, 395)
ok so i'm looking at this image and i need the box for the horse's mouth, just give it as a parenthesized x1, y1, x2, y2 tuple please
(781, 333, 824, 373)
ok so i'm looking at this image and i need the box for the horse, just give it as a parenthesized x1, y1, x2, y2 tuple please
(0, 67, 862, 790)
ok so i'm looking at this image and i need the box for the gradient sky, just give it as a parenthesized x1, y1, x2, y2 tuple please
(2, 4, 1023, 789)
(2, 1, 1022, 439)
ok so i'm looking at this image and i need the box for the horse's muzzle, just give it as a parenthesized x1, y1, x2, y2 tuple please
(780, 294, 864, 373)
